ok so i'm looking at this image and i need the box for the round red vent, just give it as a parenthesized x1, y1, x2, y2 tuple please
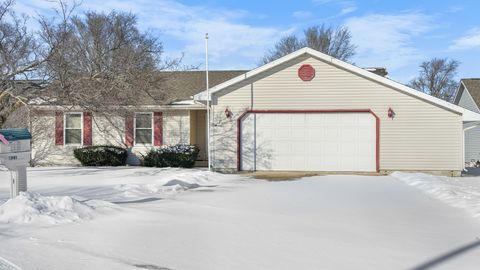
(298, 64, 315, 81)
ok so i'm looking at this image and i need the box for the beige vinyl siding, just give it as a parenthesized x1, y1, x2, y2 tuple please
(212, 55, 463, 171)
(457, 86, 480, 113)
(92, 115, 125, 145)
(30, 109, 191, 166)
(163, 110, 190, 146)
(30, 110, 80, 165)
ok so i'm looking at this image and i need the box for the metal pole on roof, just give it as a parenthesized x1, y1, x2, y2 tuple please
(205, 33, 211, 171)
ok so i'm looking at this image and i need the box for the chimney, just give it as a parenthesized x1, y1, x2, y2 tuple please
(363, 67, 388, 77)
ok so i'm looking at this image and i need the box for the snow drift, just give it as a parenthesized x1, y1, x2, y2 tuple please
(113, 170, 230, 199)
(0, 169, 242, 224)
(0, 192, 110, 224)
(392, 172, 480, 220)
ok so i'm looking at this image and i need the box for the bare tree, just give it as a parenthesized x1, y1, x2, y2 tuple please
(408, 58, 460, 102)
(303, 25, 355, 62)
(260, 35, 302, 64)
(261, 24, 356, 64)
(39, 3, 178, 112)
(29, 0, 188, 148)
(0, 0, 44, 128)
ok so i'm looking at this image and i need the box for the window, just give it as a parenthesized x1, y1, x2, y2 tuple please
(65, 113, 82, 145)
(135, 113, 153, 145)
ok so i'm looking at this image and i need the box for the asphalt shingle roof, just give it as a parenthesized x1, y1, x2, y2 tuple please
(461, 79, 480, 106)
(159, 70, 247, 104)
(28, 70, 247, 106)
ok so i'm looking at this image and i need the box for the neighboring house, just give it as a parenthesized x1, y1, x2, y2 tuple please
(194, 48, 480, 175)
(453, 78, 480, 163)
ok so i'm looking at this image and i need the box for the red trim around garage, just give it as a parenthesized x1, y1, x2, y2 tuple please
(236, 109, 380, 172)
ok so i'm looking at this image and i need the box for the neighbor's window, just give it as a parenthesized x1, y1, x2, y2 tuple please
(135, 113, 152, 145)
(65, 113, 82, 144)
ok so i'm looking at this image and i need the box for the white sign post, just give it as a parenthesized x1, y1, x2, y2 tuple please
(0, 129, 31, 198)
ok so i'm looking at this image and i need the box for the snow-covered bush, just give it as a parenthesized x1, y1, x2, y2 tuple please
(74, 145, 128, 166)
(142, 144, 199, 168)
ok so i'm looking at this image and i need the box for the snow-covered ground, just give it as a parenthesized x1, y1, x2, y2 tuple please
(392, 172, 480, 221)
(0, 167, 237, 225)
(0, 167, 479, 270)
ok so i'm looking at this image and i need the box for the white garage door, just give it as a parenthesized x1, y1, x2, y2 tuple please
(240, 112, 376, 171)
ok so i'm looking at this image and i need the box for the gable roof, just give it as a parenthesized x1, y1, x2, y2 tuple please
(194, 47, 480, 122)
(454, 79, 480, 106)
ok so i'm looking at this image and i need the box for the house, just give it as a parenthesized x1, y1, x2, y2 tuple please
(19, 48, 480, 175)
(27, 71, 245, 166)
(453, 78, 480, 164)
(194, 48, 480, 175)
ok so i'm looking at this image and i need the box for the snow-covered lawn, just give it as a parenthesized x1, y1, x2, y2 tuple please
(392, 172, 480, 220)
(0, 167, 479, 270)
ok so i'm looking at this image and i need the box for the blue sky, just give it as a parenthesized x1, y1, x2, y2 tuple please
(14, 0, 480, 83)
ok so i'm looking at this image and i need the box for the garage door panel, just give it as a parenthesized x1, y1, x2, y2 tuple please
(340, 128, 357, 141)
(291, 115, 306, 127)
(339, 115, 355, 125)
(339, 142, 356, 155)
(291, 141, 306, 151)
(291, 129, 306, 139)
(306, 113, 323, 122)
(241, 112, 376, 172)
(357, 127, 373, 136)
(324, 129, 339, 141)
(357, 143, 375, 154)
(325, 116, 340, 125)
(274, 128, 290, 138)
(306, 129, 324, 139)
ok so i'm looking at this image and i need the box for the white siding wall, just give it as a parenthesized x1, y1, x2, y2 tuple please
(211, 56, 463, 172)
(30, 110, 191, 166)
(464, 123, 480, 162)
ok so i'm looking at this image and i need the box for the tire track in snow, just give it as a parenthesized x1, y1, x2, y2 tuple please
(25, 237, 172, 270)
(0, 256, 21, 270)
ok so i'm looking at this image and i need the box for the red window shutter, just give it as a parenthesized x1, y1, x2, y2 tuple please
(125, 115, 134, 147)
(154, 112, 163, 146)
(55, 111, 64, 145)
(83, 112, 92, 145)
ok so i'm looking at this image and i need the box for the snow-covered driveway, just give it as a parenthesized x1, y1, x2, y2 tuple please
(0, 168, 479, 270)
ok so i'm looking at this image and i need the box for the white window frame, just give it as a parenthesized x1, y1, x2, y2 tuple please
(64, 112, 83, 146)
(134, 112, 154, 146)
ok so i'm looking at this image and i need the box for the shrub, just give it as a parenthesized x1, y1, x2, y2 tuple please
(74, 145, 128, 166)
(143, 144, 199, 168)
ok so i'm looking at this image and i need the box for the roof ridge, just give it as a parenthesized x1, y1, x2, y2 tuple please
(159, 70, 248, 73)
(194, 46, 480, 121)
